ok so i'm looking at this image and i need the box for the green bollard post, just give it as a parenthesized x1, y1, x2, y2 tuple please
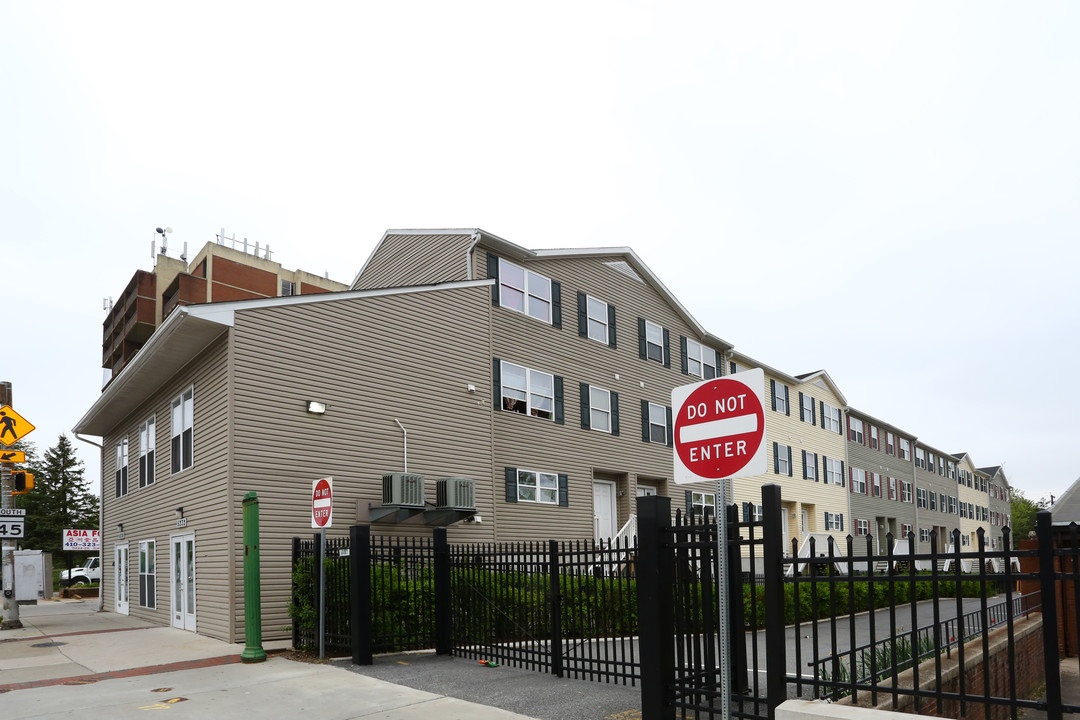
(241, 491, 267, 663)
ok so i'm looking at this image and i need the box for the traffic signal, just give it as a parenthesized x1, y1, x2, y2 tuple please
(13, 471, 33, 494)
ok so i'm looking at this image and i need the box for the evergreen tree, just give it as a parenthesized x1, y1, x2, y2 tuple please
(16, 434, 98, 574)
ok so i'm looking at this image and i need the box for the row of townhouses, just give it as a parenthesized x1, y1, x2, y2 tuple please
(74, 229, 1012, 642)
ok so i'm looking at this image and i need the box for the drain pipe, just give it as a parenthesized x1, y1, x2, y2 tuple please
(74, 433, 104, 612)
(393, 419, 408, 472)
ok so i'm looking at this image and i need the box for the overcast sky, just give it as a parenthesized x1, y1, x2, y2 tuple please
(2, 2, 1076, 505)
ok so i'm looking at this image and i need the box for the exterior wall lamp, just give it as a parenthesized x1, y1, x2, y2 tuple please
(306, 401, 327, 414)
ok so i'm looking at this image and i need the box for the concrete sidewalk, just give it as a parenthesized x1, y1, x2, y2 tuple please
(0, 600, 541, 720)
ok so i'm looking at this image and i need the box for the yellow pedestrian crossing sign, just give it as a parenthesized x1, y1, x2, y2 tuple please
(0, 450, 26, 463)
(0, 405, 34, 445)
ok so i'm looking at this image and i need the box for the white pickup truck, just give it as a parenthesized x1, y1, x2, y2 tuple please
(59, 556, 101, 586)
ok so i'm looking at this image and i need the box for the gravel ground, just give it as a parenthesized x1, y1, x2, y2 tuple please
(336, 651, 642, 720)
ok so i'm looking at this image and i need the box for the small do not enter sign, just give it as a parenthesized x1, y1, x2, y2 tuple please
(312, 477, 333, 528)
(672, 368, 767, 484)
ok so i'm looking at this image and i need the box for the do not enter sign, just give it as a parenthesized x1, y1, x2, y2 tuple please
(312, 477, 333, 528)
(672, 368, 767, 484)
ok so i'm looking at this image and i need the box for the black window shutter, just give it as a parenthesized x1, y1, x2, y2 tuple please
(840, 461, 846, 487)
(558, 474, 569, 507)
(577, 292, 588, 338)
(819, 401, 825, 429)
(799, 392, 804, 421)
(770, 379, 777, 411)
(554, 376, 564, 425)
(773, 442, 779, 474)
(685, 491, 693, 512)
(813, 453, 819, 481)
(784, 385, 790, 416)
(729, 361, 736, 375)
(607, 305, 616, 347)
(492, 358, 502, 411)
(665, 406, 673, 447)
(801, 449, 807, 479)
(787, 446, 793, 477)
(551, 281, 562, 328)
(505, 467, 517, 502)
(839, 514, 844, 532)
(641, 400, 650, 442)
(663, 328, 671, 367)
(743, 502, 751, 521)
(487, 253, 500, 306)
(638, 317, 647, 359)
(580, 383, 591, 429)
(611, 391, 620, 436)
(812, 399, 817, 425)
(680, 336, 689, 375)
(822, 455, 828, 482)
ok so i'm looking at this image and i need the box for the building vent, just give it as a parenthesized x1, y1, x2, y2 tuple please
(436, 477, 476, 510)
(382, 473, 426, 507)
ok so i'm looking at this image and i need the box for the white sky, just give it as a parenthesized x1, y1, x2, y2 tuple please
(2, 2, 1076, 504)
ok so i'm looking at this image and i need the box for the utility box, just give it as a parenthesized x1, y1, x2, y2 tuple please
(382, 472, 426, 507)
(14, 550, 53, 603)
(436, 477, 476, 510)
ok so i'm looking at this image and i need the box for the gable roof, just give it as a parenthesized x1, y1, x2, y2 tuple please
(356, 228, 734, 351)
(1052, 476, 1080, 525)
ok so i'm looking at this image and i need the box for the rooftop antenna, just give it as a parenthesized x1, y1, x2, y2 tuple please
(156, 226, 172, 255)
(103, 296, 113, 312)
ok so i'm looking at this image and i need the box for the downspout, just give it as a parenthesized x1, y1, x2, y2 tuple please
(393, 420, 407, 472)
(465, 231, 482, 280)
(74, 433, 104, 612)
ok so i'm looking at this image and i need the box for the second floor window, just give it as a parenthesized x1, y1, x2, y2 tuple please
(171, 387, 194, 474)
(499, 258, 554, 323)
(500, 361, 556, 420)
(849, 417, 864, 443)
(822, 403, 842, 433)
(139, 416, 156, 488)
(684, 338, 717, 379)
(640, 319, 667, 364)
(115, 438, 128, 497)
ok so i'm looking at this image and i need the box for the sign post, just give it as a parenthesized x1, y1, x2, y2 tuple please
(311, 477, 333, 660)
(0, 385, 32, 630)
(673, 369, 766, 720)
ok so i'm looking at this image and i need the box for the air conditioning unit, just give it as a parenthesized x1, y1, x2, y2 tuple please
(436, 477, 476, 510)
(382, 472, 426, 507)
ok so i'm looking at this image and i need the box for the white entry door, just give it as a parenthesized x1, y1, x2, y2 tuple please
(781, 509, 790, 554)
(593, 481, 617, 543)
(115, 543, 130, 615)
(171, 532, 196, 631)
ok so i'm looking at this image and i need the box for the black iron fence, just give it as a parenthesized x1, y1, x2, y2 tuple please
(636, 485, 1080, 720)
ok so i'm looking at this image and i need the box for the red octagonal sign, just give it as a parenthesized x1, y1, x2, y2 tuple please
(672, 369, 767, 483)
(312, 477, 333, 528)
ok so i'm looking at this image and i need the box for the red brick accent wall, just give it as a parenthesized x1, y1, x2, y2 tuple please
(299, 282, 332, 294)
(210, 256, 277, 297)
(209, 284, 264, 302)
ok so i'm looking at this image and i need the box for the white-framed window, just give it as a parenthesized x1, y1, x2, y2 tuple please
(516, 469, 559, 504)
(771, 380, 789, 414)
(802, 450, 818, 481)
(916, 488, 928, 508)
(961, 534, 970, 547)
(855, 519, 869, 536)
(849, 417, 864, 444)
(139, 415, 156, 488)
(824, 512, 844, 531)
(138, 539, 156, 609)
(851, 467, 867, 494)
(939, 492, 947, 512)
(825, 457, 844, 486)
(888, 476, 898, 500)
(928, 491, 936, 510)
(899, 438, 911, 460)
(170, 386, 194, 474)
(886, 432, 895, 455)
(775, 444, 792, 476)
(644, 320, 665, 364)
(647, 402, 668, 445)
(914, 448, 926, 469)
(822, 403, 842, 433)
(927, 452, 936, 473)
(499, 258, 552, 323)
(960, 503, 968, 519)
(869, 425, 879, 450)
(902, 481, 913, 503)
(589, 386, 612, 433)
(902, 523, 913, 538)
(920, 528, 930, 543)
(948, 462, 956, 480)
(801, 393, 816, 424)
(586, 295, 610, 343)
(692, 492, 716, 515)
(871, 472, 882, 497)
(685, 338, 717, 379)
(948, 496, 958, 514)
(501, 362, 555, 420)
(115, 437, 129, 497)
(739, 501, 762, 521)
